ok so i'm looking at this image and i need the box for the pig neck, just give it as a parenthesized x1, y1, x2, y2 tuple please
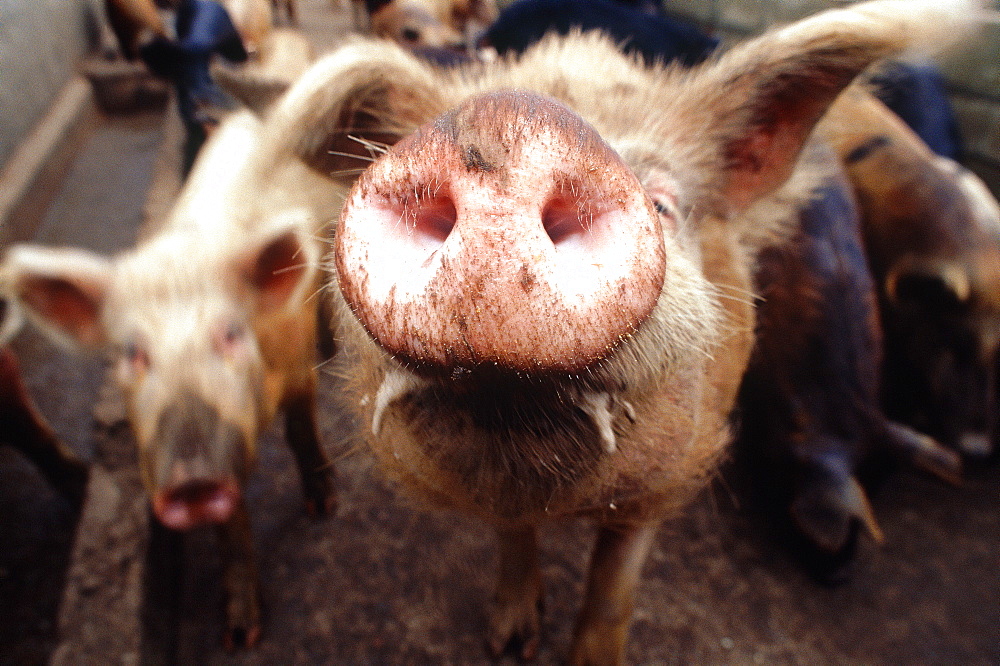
(342, 264, 746, 526)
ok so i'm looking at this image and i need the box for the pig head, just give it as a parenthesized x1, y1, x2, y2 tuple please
(3, 112, 332, 526)
(366, 0, 497, 51)
(822, 90, 1000, 458)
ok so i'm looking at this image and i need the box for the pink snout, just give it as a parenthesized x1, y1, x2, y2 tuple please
(153, 479, 240, 530)
(336, 90, 666, 373)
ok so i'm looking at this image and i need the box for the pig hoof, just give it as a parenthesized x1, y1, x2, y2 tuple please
(304, 492, 337, 517)
(303, 470, 338, 517)
(57, 464, 90, 510)
(224, 622, 263, 651)
(487, 597, 543, 660)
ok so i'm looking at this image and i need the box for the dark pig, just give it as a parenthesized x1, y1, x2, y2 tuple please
(219, 0, 977, 660)
(103, 0, 169, 60)
(870, 61, 963, 159)
(0, 111, 339, 648)
(821, 89, 1000, 458)
(480, 0, 718, 66)
(0, 298, 88, 506)
(737, 145, 959, 572)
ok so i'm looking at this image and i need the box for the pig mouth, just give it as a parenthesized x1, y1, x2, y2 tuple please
(152, 479, 241, 530)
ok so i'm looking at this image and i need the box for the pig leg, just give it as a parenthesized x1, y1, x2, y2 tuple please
(882, 420, 962, 485)
(488, 526, 543, 660)
(218, 503, 263, 649)
(569, 522, 658, 666)
(284, 384, 337, 516)
(790, 450, 883, 554)
(0, 347, 88, 506)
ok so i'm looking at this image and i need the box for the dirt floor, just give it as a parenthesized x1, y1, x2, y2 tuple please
(2, 1, 1000, 664)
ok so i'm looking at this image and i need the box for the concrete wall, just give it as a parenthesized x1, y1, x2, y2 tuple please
(664, 0, 1000, 191)
(0, 0, 104, 166)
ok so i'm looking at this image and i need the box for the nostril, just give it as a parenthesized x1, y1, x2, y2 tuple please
(409, 196, 458, 243)
(542, 194, 588, 246)
(153, 480, 239, 529)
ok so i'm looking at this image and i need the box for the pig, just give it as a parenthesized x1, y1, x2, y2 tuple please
(220, 0, 274, 54)
(870, 61, 963, 159)
(736, 143, 960, 574)
(229, 0, 980, 660)
(212, 27, 316, 114)
(271, 0, 297, 26)
(0, 108, 339, 648)
(365, 0, 498, 52)
(0, 298, 89, 506)
(480, 0, 718, 66)
(820, 88, 1000, 459)
(103, 0, 169, 60)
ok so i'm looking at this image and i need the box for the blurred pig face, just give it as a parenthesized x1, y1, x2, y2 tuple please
(105, 246, 264, 529)
(2, 112, 326, 531)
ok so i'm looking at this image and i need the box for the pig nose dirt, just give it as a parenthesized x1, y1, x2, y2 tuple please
(153, 479, 240, 530)
(336, 90, 667, 373)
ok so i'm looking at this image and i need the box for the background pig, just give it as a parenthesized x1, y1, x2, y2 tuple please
(0, 297, 88, 506)
(102, 0, 169, 60)
(0, 109, 339, 648)
(737, 144, 960, 577)
(480, 0, 717, 66)
(365, 0, 497, 52)
(821, 89, 1000, 459)
(230, 0, 980, 661)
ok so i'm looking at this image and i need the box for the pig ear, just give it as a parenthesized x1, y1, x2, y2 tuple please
(1, 245, 112, 349)
(261, 40, 445, 182)
(674, 0, 981, 210)
(237, 220, 319, 313)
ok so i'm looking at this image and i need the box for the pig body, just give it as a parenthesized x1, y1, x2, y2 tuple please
(1, 111, 339, 647)
(870, 61, 962, 159)
(481, 0, 718, 66)
(737, 145, 959, 570)
(103, 0, 168, 59)
(281, 1, 979, 660)
(821, 90, 1000, 458)
(271, 0, 296, 26)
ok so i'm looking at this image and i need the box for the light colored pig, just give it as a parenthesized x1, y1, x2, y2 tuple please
(243, 0, 980, 661)
(0, 108, 339, 647)
(366, 0, 497, 51)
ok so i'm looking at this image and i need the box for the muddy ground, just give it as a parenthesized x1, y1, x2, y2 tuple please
(2, 1, 999, 664)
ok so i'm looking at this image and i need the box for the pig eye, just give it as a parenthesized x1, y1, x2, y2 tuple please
(124, 341, 150, 371)
(402, 27, 421, 43)
(223, 322, 245, 344)
(649, 193, 680, 233)
(215, 321, 249, 355)
(652, 197, 677, 219)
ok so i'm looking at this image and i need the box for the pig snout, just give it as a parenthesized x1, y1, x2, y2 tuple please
(147, 393, 249, 531)
(336, 90, 667, 373)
